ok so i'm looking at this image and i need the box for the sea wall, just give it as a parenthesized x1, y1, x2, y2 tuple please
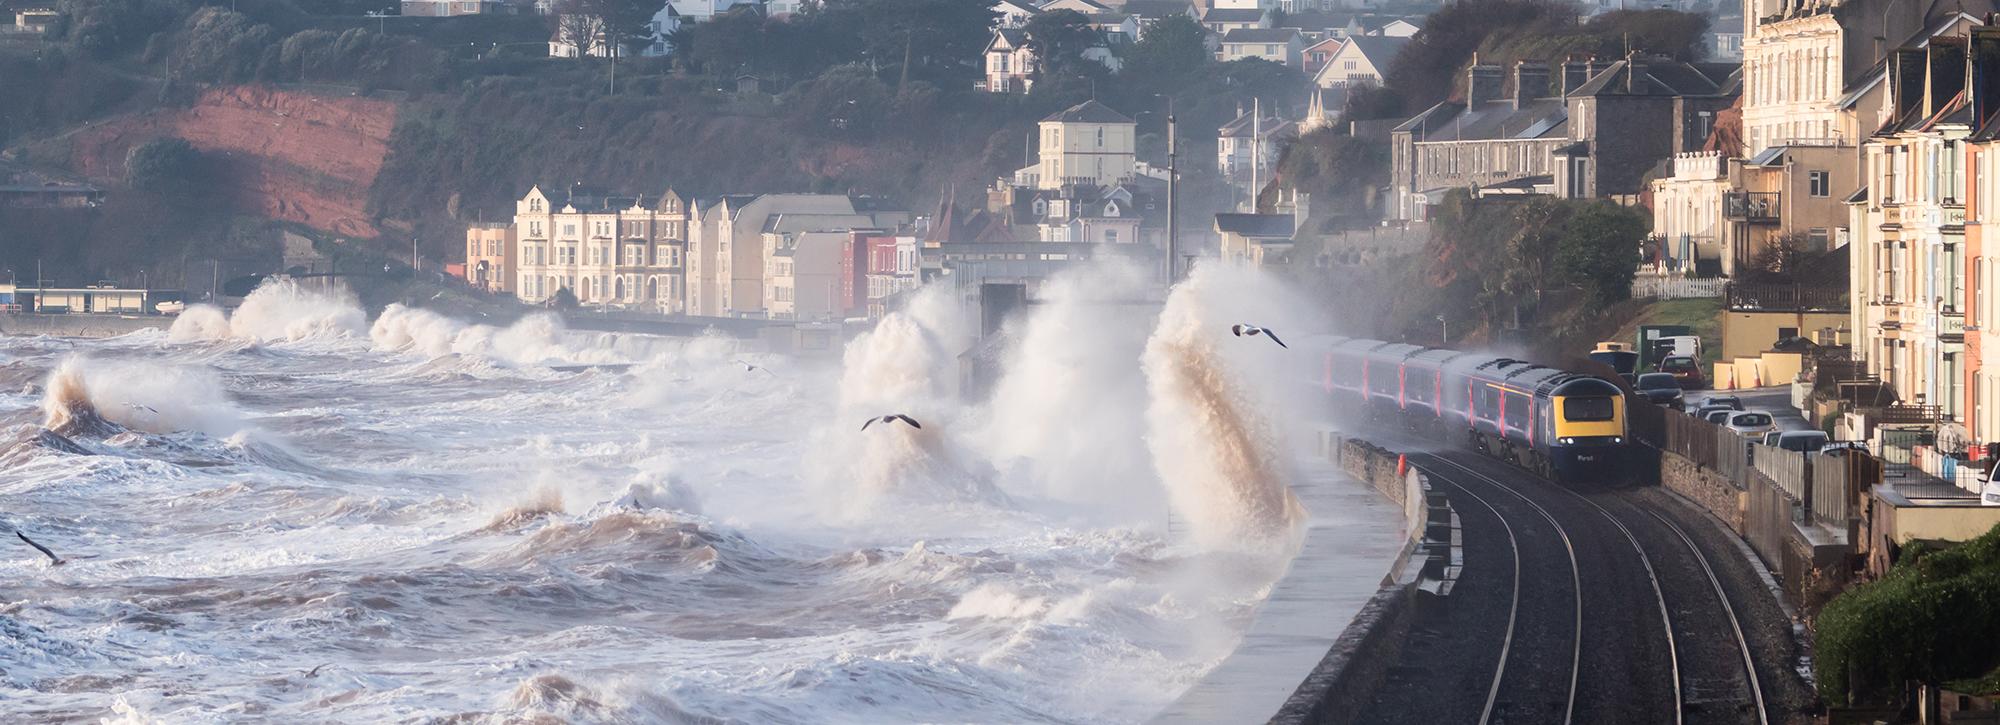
(0, 314, 171, 338)
(1269, 434, 1439, 725)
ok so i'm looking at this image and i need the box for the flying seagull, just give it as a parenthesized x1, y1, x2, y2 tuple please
(430, 291, 445, 300)
(17, 531, 62, 566)
(124, 403, 159, 414)
(861, 414, 922, 431)
(1231, 324, 1288, 349)
(734, 360, 775, 376)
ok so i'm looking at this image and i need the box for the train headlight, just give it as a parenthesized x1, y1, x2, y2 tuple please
(1559, 437, 1575, 445)
(1612, 436, 1623, 444)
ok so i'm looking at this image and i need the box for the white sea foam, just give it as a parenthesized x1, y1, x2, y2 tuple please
(167, 277, 366, 342)
(0, 278, 1327, 723)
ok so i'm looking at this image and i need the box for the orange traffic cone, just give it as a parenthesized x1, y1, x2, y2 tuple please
(1397, 454, 1408, 477)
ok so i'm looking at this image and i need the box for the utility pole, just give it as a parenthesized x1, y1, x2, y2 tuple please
(1250, 97, 1261, 213)
(412, 236, 420, 272)
(1167, 97, 1180, 284)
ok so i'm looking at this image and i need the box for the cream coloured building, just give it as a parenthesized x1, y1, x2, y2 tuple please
(464, 222, 514, 294)
(1022, 100, 1136, 190)
(511, 185, 688, 312)
(1851, 37, 1974, 426)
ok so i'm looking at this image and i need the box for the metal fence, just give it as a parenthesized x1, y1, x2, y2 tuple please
(1631, 276, 1728, 300)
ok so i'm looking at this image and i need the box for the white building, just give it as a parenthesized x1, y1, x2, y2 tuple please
(1217, 28, 1303, 66)
(1017, 100, 1138, 189)
(1311, 34, 1406, 88)
(549, 4, 680, 58)
(511, 184, 688, 312)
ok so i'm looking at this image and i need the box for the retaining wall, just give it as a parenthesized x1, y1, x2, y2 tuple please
(0, 313, 172, 338)
(1661, 450, 1746, 533)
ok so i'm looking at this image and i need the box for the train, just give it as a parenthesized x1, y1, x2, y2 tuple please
(1309, 336, 1632, 484)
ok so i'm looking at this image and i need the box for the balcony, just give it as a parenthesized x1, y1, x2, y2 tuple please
(1727, 282, 1850, 312)
(1724, 192, 1780, 223)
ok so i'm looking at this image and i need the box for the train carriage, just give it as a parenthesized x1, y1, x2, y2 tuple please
(1311, 337, 1630, 485)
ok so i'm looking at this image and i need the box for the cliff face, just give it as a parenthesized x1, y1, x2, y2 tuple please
(70, 86, 397, 238)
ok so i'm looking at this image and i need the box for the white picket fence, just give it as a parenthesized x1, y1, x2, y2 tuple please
(1631, 276, 1728, 299)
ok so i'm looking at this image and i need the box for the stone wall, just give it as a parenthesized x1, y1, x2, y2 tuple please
(1661, 450, 1746, 533)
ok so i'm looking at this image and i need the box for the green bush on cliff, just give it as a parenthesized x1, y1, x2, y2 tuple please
(1815, 523, 2000, 704)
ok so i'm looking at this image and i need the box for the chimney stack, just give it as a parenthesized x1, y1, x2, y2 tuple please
(1625, 57, 1651, 95)
(1972, 25, 2000, 125)
(1467, 63, 1504, 106)
(1927, 36, 1969, 120)
(1514, 61, 1550, 108)
(1561, 59, 1592, 95)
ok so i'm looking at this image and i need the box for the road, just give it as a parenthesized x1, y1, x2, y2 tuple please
(1688, 386, 1815, 432)
(1349, 439, 1815, 724)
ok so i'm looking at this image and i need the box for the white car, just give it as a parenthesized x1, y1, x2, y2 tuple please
(1725, 411, 1776, 438)
(1986, 476, 2000, 507)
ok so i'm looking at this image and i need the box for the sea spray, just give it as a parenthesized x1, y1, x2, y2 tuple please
(975, 259, 1161, 521)
(165, 278, 366, 342)
(166, 304, 231, 342)
(40, 356, 245, 437)
(1141, 266, 1307, 550)
(812, 295, 997, 511)
(370, 304, 469, 357)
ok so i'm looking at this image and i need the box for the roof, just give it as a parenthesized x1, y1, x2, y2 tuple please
(1041, 99, 1134, 124)
(1396, 97, 1569, 143)
(1221, 28, 1302, 44)
(1341, 35, 1408, 64)
(1214, 213, 1296, 237)
(990, 27, 1026, 49)
(1274, 11, 1354, 30)
(1568, 58, 1726, 97)
(992, 0, 1038, 12)
(1202, 7, 1264, 22)
(1218, 113, 1295, 138)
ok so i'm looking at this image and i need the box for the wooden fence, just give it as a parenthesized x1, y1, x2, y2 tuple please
(1812, 452, 1881, 527)
(1753, 445, 1811, 500)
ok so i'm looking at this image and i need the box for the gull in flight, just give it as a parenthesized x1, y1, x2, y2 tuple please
(1231, 324, 1288, 349)
(17, 531, 62, 566)
(734, 360, 775, 376)
(861, 414, 922, 431)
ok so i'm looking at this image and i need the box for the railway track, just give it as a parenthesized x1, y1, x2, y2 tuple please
(1357, 437, 1787, 724)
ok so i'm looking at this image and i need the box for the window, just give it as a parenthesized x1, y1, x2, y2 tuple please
(563, 223, 577, 237)
(1344, 60, 1356, 70)
(1264, 44, 1277, 55)
(1809, 170, 1830, 197)
(530, 198, 542, 212)
(1778, 327, 1799, 340)
(1096, 128, 1104, 147)
(529, 221, 543, 237)
(1104, 228, 1118, 243)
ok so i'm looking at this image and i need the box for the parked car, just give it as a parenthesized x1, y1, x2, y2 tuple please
(1819, 441, 1869, 455)
(1659, 355, 1705, 389)
(1703, 409, 1733, 424)
(1762, 431, 1784, 446)
(1636, 373, 1684, 407)
(1985, 473, 2000, 507)
(1725, 411, 1776, 438)
(1697, 395, 1744, 413)
(1774, 431, 1830, 452)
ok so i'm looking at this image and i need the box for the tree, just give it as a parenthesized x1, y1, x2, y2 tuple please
(850, 0, 997, 91)
(1120, 14, 1210, 93)
(1553, 201, 1645, 305)
(780, 64, 893, 139)
(557, 0, 667, 58)
(1744, 231, 1819, 282)
(1503, 197, 1568, 299)
(549, 286, 580, 309)
(1382, 0, 1574, 109)
(553, 12, 608, 58)
(125, 137, 203, 195)
(1022, 9, 1097, 80)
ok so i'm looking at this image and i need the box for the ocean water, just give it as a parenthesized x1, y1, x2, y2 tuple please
(0, 268, 1315, 723)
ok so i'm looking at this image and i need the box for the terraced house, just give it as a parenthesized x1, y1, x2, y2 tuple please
(509, 184, 688, 313)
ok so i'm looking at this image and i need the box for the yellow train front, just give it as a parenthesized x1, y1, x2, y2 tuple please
(1313, 337, 1631, 485)
(1454, 360, 1629, 484)
(1542, 376, 1629, 483)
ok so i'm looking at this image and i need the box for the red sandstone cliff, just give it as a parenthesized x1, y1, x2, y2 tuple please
(70, 86, 396, 238)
